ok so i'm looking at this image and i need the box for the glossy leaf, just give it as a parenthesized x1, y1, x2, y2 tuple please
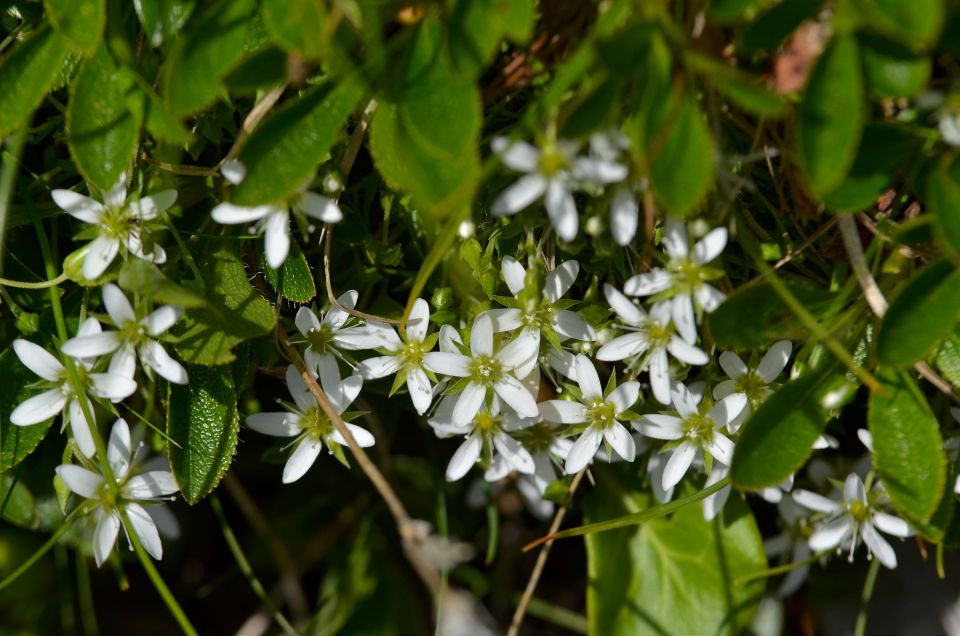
(877, 260, 960, 366)
(859, 0, 944, 50)
(0, 347, 54, 472)
(795, 35, 864, 197)
(0, 27, 70, 137)
(166, 364, 239, 503)
(231, 79, 363, 206)
(861, 37, 930, 98)
(585, 467, 766, 636)
(67, 44, 142, 190)
(260, 240, 316, 303)
(649, 92, 715, 216)
(118, 259, 209, 309)
(0, 476, 38, 529)
(44, 0, 105, 55)
(933, 329, 960, 389)
(133, 0, 194, 47)
(868, 371, 947, 529)
(261, 0, 326, 59)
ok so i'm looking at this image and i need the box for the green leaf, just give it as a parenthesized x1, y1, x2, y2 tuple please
(260, 240, 316, 303)
(684, 52, 785, 117)
(732, 367, 844, 490)
(738, 0, 824, 52)
(933, 329, 960, 388)
(118, 259, 209, 309)
(223, 45, 286, 94)
(868, 371, 947, 530)
(231, 78, 363, 206)
(173, 245, 277, 365)
(795, 35, 865, 197)
(858, 0, 944, 50)
(161, 0, 256, 115)
(822, 124, 915, 213)
(66, 44, 142, 190)
(44, 0, 105, 55)
(861, 37, 930, 98)
(261, 0, 326, 59)
(928, 156, 960, 253)
(0, 347, 54, 472)
(370, 15, 481, 218)
(0, 26, 70, 137)
(166, 364, 239, 503)
(0, 475, 38, 528)
(585, 467, 766, 636)
(708, 0, 773, 22)
(447, 0, 534, 76)
(706, 280, 834, 349)
(133, 0, 195, 47)
(649, 92, 715, 216)
(877, 260, 960, 367)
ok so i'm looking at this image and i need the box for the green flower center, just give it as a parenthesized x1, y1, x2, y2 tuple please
(119, 319, 146, 347)
(667, 258, 704, 294)
(470, 354, 503, 387)
(302, 405, 335, 441)
(734, 370, 768, 406)
(307, 324, 335, 352)
(474, 410, 502, 435)
(585, 398, 617, 430)
(646, 320, 674, 348)
(848, 499, 869, 522)
(683, 413, 716, 443)
(399, 340, 425, 368)
(521, 305, 552, 330)
(100, 204, 133, 239)
(538, 146, 570, 177)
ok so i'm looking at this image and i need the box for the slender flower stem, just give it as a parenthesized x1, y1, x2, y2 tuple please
(76, 550, 99, 636)
(732, 549, 831, 587)
(0, 271, 68, 288)
(853, 557, 881, 636)
(210, 495, 297, 636)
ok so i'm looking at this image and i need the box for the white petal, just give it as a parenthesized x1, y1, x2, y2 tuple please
(702, 464, 731, 521)
(56, 464, 103, 498)
(610, 187, 639, 246)
(331, 423, 376, 448)
(88, 371, 137, 402)
(491, 174, 547, 216)
(604, 284, 647, 326)
(264, 210, 291, 269)
(283, 438, 323, 483)
(295, 307, 322, 336)
(148, 505, 180, 539)
(220, 159, 246, 184)
(662, 443, 696, 490)
(575, 354, 602, 400)
(406, 298, 430, 342)
(608, 382, 640, 414)
(604, 422, 636, 462)
(93, 509, 121, 567)
(845, 473, 866, 502)
(406, 366, 433, 415)
(544, 260, 579, 302)
(52, 189, 104, 223)
(649, 347, 671, 405)
(423, 352, 471, 377)
(107, 418, 132, 478)
(552, 310, 595, 341)
(719, 351, 748, 379)
(61, 332, 122, 358)
(573, 157, 628, 184)
(671, 382, 700, 418)
(446, 434, 483, 481)
(709, 393, 748, 430)
(492, 137, 540, 172)
(662, 216, 689, 259)
(705, 433, 735, 465)
(623, 270, 672, 297)
(139, 341, 187, 385)
(792, 490, 841, 514)
(324, 289, 359, 328)
(667, 336, 708, 366)
(333, 325, 392, 350)
(211, 202, 272, 224)
(285, 364, 316, 412)
(634, 414, 684, 440)
(564, 428, 603, 474)
(102, 283, 136, 325)
(68, 398, 96, 458)
(13, 339, 63, 381)
(692, 227, 727, 265)
(143, 306, 181, 337)
(695, 284, 726, 313)
(452, 382, 487, 426)
(296, 191, 342, 223)
(471, 314, 494, 356)
(545, 347, 578, 380)
(712, 380, 738, 400)
(809, 516, 854, 552)
(545, 179, 579, 242)
(493, 376, 539, 418)
(359, 355, 401, 379)
(648, 452, 675, 503)
(596, 333, 649, 362)
(538, 400, 586, 424)
(873, 513, 912, 538)
(126, 502, 163, 560)
(501, 256, 526, 296)
(493, 432, 535, 474)
(10, 389, 67, 425)
(671, 294, 697, 345)
(498, 328, 539, 371)
(483, 308, 523, 332)
(124, 471, 179, 498)
(246, 412, 301, 437)
(133, 190, 177, 221)
(862, 523, 897, 568)
(83, 235, 120, 279)
(757, 340, 793, 383)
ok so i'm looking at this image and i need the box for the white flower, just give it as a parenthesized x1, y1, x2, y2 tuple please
(53, 176, 175, 280)
(60, 284, 187, 385)
(211, 189, 343, 269)
(764, 497, 816, 597)
(596, 284, 708, 405)
(793, 473, 913, 569)
(485, 257, 595, 345)
(486, 428, 572, 520)
(358, 298, 437, 415)
(712, 340, 792, 433)
(245, 361, 372, 483)
(220, 159, 246, 185)
(539, 354, 640, 474)
(634, 382, 745, 491)
(624, 217, 727, 344)
(586, 130, 641, 246)
(701, 462, 731, 521)
(55, 418, 179, 566)
(11, 322, 137, 458)
(294, 290, 387, 373)
(429, 397, 537, 482)
(490, 136, 626, 242)
(422, 314, 539, 426)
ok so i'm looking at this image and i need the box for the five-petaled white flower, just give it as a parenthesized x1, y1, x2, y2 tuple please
(423, 314, 539, 426)
(634, 382, 745, 491)
(624, 217, 727, 345)
(358, 298, 437, 415)
(294, 290, 387, 373)
(245, 361, 373, 483)
(793, 473, 913, 569)
(211, 189, 343, 269)
(53, 176, 176, 280)
(60, 284, 187, 385)
(55, 418, 179, 566)
(11, 321, 137, 458)
(712, 340, 792, 433)
(539, 354, 640, 474)
(490, 136, 626, 242)
(596, 285, 708, 405)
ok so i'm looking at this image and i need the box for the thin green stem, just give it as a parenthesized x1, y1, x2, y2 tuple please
(210, 495, 297, 636)
(733, 549, 831, 587)
(518, 597, 588, 635)
(853, 557, 881, 636)
(0, 271, 68, 289)
(0, 510, 79, 591)
(76, 551, 99, 636)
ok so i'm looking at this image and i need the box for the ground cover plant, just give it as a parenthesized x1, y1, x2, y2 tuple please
(1, 0, 960, 634)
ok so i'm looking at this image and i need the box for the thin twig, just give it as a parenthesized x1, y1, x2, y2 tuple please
(507, 468, 587, 636)
(224, 84, 288, 163)
(772, 216, 838, 270)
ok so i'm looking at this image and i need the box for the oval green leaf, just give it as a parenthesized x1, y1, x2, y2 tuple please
(260, 239, 316, 303)
(0, 26, 70, 137)
(649, 92, 715, 216)
(928, 156, 960, 254)
(44, 0, 105, 55)
(822, 124, 916, 213)
(0, 347, 55, 472)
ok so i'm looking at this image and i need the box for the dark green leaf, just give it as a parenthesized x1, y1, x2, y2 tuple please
(933, 329, 960, 389)
(858, 0, 944, 50)
(822, 124, 915, 213)
(166, 364, 239, 503)
(447, 0, 534, 76)
(928, 156, 960, 253)
(738, 0, 824, 52)
(44, 0, 105, 55)
(0, 475, 38, 528)
(0, 26, 70, 137)
(861, 37, 930, 98)
(796, 35, 864, 197)
(118, 259, 209, 309)
(261, 0, 326, 59)
(649, 92, 715, 216)
(709, 0, 773, 22)
(223, 45, 286, 93)
(868, 371, 947, 530)
(133, 0, 194, 47)
(231, 79, 363, 206)
(0, 347, 54, 472)
(260, 240, 316, 302)
(877, 260, 960, 367)
(67, 44, 142, 190)
(684, 51, 785, 117)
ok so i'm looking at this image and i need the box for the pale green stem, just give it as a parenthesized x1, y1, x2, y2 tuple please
(853, 557, 881, 636)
